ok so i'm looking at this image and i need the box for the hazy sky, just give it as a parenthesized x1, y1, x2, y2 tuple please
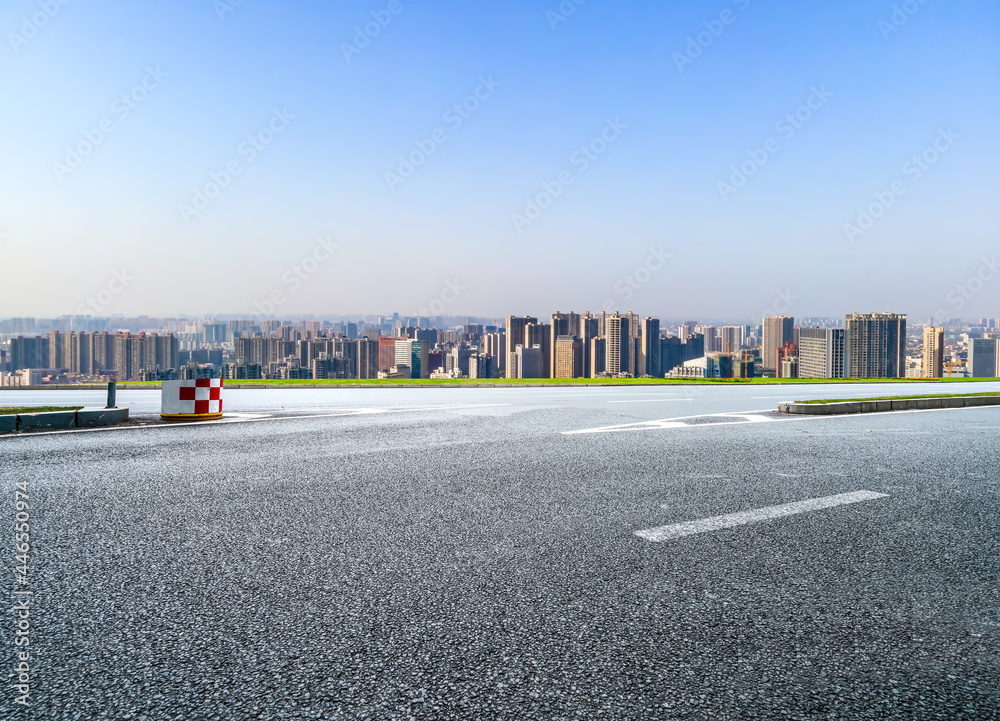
(1, 0, 998, 323)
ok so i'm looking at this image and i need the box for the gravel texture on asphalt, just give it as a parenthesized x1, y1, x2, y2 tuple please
(1, 385, 998, 720)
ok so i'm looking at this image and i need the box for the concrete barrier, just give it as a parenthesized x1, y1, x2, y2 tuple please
(779, 402, 859, 414)
(17, 411, 77, 431)
(77, 408, 130, 428)
(0, 408, 130, 433)
(779, 396, 1000, 415)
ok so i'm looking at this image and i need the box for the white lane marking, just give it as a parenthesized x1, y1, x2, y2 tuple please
(607, 399, 695, 404)
(564, 403, 1000, 435)
(564, 409, 777, 435)
(0, 404, 511, 439)
(636, 490, 889, 542)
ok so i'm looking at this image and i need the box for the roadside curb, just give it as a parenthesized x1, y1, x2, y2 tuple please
(778, 396, 1000, 415)
(1, 407, 129, 433)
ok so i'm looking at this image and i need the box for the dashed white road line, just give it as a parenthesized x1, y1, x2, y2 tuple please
(636, 490, 889, 542)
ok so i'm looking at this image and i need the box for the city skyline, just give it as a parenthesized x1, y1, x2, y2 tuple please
(7, 309, 1000, 385)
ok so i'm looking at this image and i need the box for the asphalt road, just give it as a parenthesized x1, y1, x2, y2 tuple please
(1, 384, 998, 719)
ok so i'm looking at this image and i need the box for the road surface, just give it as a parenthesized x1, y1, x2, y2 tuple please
(1, 383, 998, 719)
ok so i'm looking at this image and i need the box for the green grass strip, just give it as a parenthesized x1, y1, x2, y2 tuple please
(0, 406, 84, 416)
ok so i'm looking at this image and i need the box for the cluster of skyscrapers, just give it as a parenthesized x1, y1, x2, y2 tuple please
(3, 331, 179, 384)
(3, 310, 999, 384)
(763, 313, 908, 379)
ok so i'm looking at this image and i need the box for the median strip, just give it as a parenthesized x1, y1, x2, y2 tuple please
(778, 394, 1000, 415)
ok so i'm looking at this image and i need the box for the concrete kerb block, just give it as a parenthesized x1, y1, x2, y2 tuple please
(0, 415, 16, 433)
(811, 404, 838, 415)
(780, 394, 1000, 416)
(16, 410, 77, 431)
(778, 402, 813, 414)
(77, 408, 130, 427)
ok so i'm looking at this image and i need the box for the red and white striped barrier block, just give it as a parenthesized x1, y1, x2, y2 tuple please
(161, 378, 224, 421)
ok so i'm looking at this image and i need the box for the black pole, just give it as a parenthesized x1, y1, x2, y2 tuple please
(106, 381, 117, 409)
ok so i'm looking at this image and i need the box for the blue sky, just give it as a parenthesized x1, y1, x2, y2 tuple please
(0, 0, 997, 322)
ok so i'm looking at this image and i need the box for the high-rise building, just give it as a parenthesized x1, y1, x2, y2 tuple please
(328, 338, 359, 378)
(8, 336, 48, 371)
(626, 312, 641, 342)
(71, 332, 93, 375)
(393, 339, 429, 379)
(640, 317, 660, 377)
(578, 313, 599, 378)
(92, 332, 115, 373)
(379, 336, 408, 371)
(660, 336, 683, 377)
(204, 322, 228, 343)
(550, 312, 574, 377)
(554, 335, 582, 378)
(411, 340, 429, 379)
(698, 326, 718, 354)
(357, 339, 379, 379)
(514, 344, 544, 379)
(590, 337, 607, 377)
(48, 331, 74, 370)
(719, 326, 743, 355)
(483, 332, 506, 372)
(762, 316, 794, 372)
(451, 345, 474, 377)
(798, 328, 846, 379)
(525, 322, 551, 378)
(106, 332, 178, 380)
(505, 316, 537, 379)
(414, 329, 437, 347)
(684, 334, 704, 363)
(776, 343, 798, 379)
(922, 326, 945, 378)
(845, 313, 907, 378)
(564, 312, 582, 338)
(968, 338, 999, 378)
(604, 312, 637, 376)
(468, 353, 494, 379)
(311, 353, 346, 380)
(605, 313, 626, 375)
